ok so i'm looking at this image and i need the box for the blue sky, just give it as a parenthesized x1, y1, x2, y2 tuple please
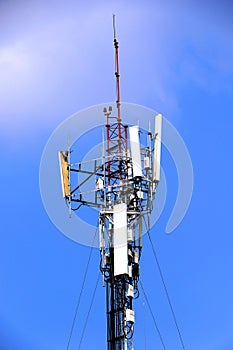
(1, 1, 233, 349)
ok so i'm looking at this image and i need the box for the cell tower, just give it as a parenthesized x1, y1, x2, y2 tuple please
(59, 15, 162, 350)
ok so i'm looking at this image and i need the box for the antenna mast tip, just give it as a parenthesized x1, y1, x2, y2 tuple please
(112, 14, 117, 40)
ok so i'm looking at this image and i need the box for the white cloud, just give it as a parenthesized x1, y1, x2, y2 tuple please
(0, 1, 232, 137)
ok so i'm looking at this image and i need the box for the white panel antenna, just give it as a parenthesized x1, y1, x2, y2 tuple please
(113, 203, 128, 276)
(129, 125, 142, 177)
(153, 114, 162, 185)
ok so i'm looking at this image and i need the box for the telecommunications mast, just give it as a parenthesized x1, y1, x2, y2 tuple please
(59, 15, 162, 350)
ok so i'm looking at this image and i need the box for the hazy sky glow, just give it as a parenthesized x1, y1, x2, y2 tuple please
(1, 0, 232, 133)
(1, 1, 233, 350)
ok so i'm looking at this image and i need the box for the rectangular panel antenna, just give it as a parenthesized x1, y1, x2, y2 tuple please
(129, 125, 142, 177)
(58, 151, 70, 198)
(153, 114, 162, 184)
(113, 203, 128, 276)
